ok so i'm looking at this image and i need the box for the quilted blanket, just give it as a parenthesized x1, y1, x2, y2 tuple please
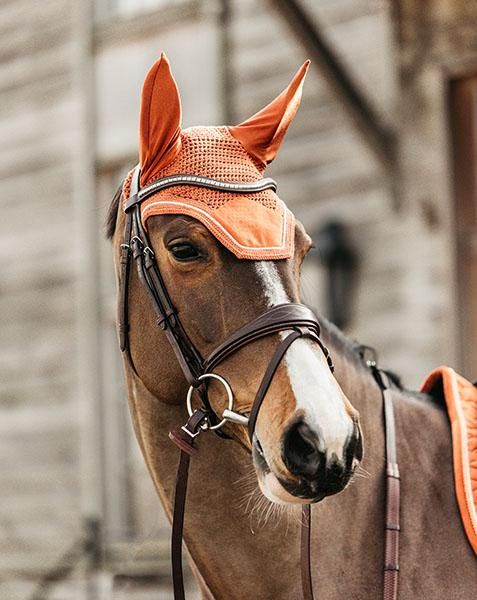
(421, 367, 477, 554)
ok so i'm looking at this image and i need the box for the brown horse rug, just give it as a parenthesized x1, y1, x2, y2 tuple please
(421, 367, 477, 554)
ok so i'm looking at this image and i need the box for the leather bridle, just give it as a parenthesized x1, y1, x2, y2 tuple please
(117, 165, 400, 600)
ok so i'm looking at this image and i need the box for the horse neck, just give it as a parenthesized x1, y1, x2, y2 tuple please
(126, 368, 306, 598)
(129, 318, 477, 599)
(125, 320, 391, 599)
(318, 322, 477, 598)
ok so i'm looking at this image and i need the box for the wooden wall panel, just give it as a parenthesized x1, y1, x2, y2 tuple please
(0, 0, 82, 593)
(449, 76, 477, 378)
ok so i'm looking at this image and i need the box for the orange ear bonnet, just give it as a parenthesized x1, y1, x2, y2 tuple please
(123, 54, 309, 260)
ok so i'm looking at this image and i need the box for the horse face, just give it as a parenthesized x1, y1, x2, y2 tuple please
(113, 55, 362, 508)
(140, 213, 362, 504)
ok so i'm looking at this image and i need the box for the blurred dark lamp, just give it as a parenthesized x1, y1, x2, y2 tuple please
(314, 221, 357, 329)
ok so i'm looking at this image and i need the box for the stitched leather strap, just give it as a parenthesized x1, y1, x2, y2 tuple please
(125, 173, 278, 211)
(205, 304, 333, 375)
(169, 409, 208, 600)
(373, 368, 400, 600)
(118, 213, 133, 354)
(247, 329, 305, 440)
(121, 167, 205, 385)
(301, 504, 314, 600)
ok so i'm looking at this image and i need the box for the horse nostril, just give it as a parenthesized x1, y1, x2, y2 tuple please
(355, 425, 363, 462)
(327, 452, 345, 479)
(345, 423, 363, 469)
(282, 420, 325, 481)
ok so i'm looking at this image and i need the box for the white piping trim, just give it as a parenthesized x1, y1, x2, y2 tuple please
(448, 371, 477, 536)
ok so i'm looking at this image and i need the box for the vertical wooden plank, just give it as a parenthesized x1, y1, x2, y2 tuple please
(449, 76, 477, 377)
(73, 3, 106, 592)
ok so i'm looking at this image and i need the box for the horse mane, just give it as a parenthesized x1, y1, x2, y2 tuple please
(338, 329, 432, 402)
(105, 183, 123, 239)
(319, 316, 406, 391)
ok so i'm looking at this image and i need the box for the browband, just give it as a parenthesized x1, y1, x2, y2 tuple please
(124, 172, 278, 212)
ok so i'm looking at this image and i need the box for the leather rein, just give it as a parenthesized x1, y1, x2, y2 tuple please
(117, 165, 401, 600)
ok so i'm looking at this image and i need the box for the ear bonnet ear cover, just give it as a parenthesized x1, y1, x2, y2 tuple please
(124, 53, 309, 260)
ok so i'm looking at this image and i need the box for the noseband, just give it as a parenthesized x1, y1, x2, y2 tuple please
(117, 166, 400, 600)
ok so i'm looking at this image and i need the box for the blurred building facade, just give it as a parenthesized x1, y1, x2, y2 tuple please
(1, 0, 476, 598)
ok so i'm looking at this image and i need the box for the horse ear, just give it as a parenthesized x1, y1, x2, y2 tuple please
(229, 61, 310, 167)
(139, 53, 182, 185)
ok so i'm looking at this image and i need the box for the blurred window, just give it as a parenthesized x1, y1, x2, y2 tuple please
(106, 0, 183, 18)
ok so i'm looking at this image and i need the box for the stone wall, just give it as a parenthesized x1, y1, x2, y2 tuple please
(229, 0, 472, 387)
(0, 0, 83, 597)
(1, 1, 476, 598)
(396, 0, 477, 380)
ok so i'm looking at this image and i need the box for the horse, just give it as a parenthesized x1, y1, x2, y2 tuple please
(107, 55, 476, 599)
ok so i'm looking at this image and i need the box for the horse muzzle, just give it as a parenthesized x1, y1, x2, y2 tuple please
(253, 417, 363, 504)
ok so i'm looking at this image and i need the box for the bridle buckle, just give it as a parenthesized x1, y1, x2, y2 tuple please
(186, 373, 248, 431)
(181, 421, 205, 438)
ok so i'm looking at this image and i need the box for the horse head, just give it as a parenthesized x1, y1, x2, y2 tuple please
(111, 54, 362, 506)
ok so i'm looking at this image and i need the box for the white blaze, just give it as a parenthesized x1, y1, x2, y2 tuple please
(254, 261, 352, 458)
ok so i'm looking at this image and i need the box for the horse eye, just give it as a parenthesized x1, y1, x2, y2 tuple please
(169, 242, 201, 261)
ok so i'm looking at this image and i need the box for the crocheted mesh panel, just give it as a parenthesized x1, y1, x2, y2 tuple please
(123, 126, 278, 210)
(123, 172, 132, 200)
